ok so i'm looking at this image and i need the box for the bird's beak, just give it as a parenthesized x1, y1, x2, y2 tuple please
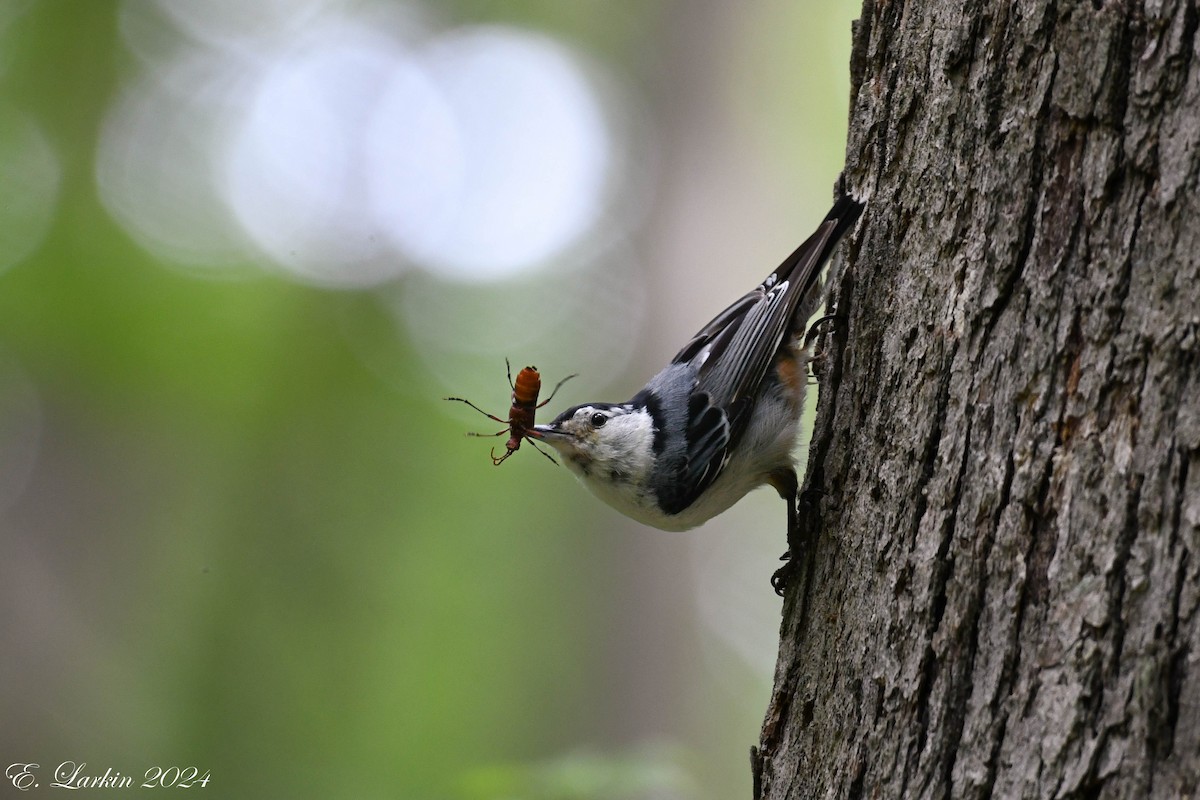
(533, 423, 568, 440)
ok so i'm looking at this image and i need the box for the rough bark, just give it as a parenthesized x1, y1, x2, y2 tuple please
(754, 1, 1200, 798)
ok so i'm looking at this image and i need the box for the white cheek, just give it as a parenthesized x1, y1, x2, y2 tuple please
(598, 415, 655, 479)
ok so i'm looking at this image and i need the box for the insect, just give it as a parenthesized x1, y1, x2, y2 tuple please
(446, 360, 577, 465)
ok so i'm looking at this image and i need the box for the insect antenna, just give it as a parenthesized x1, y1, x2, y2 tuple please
(536, 372, 578, 408)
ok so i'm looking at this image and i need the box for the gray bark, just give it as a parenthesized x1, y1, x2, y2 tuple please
(754, 1, 1200, 798)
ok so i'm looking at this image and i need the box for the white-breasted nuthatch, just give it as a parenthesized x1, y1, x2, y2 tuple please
(534, 197, 863, 592)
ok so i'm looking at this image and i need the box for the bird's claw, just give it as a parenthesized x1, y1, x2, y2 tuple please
(771, 487, 826, 596)
(771, 560, 797, 596)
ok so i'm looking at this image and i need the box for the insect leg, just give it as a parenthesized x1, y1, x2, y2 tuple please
(527, 438, 560, 465)
(445, 396, 508, 424)
(466, 428, 511, 438)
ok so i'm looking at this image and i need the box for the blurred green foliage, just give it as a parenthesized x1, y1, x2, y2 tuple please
(459, 746, 698, 800)
(0, 1, 856, 798)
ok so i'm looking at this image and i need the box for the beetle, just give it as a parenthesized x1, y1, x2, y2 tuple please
(446, 360, 576, 465)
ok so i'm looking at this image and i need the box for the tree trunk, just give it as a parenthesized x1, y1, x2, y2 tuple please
(754, 1, 1200, 798)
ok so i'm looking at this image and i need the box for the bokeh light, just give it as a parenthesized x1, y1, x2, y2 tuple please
(99, 1, 617, 287)
(224, 24, 412, 285)
(95, 58, 253, 270)
(151, 0, 325, 48)
(0, 106, 60, 274)
(371, 26, 613, 280)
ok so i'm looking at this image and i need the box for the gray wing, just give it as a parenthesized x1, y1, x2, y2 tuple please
(652, 197, 863, 514)
(650, 382, 732, 515)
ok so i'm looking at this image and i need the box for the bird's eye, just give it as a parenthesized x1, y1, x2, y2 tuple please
(590, 412, 607, 428)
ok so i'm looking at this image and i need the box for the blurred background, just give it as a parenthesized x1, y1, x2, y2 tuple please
(0, 1, 856, 797)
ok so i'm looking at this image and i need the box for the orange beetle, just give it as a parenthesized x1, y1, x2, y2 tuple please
(446, 360, 576, 465)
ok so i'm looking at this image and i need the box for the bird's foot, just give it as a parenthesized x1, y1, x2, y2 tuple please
(771, 488, 825, 596)
(771, 555, 796, 596)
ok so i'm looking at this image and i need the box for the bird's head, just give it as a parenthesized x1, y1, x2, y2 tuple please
(534, 403, 656, 484)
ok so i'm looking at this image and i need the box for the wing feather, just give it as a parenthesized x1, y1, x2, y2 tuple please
(652, 197, 863, 514)
(655, 391, 730, 513)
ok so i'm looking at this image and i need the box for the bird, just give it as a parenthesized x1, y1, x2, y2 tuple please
(533, 196, 863, 592)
